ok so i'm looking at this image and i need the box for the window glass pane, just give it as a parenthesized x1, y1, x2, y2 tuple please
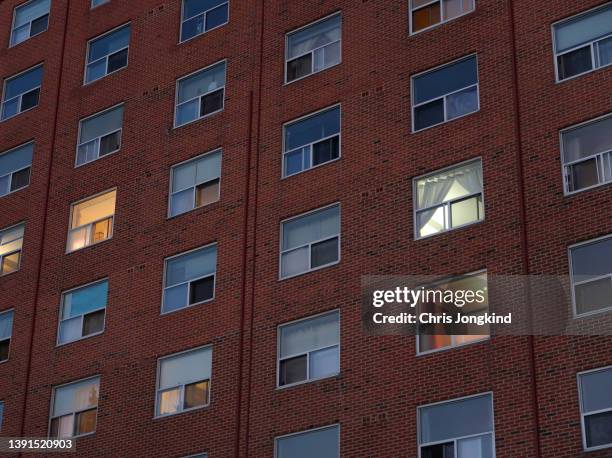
(178, 63, 226, 104)
(282, 205, 340, 250)
(107, 48, 128, 73)
(585, 411, 612, 448)
(195, 179, 220, 207)
(450, 195, 482, 227)
(571, 237, 612, 282)
(0, 311, 13, 340)
(75, 409, 97, 436)
(71, 191, 116, 228)
(175, 99, 199, 126)
(287, 15, 341, 60)
(314, 41, 341, 71)
(62, 281, 108, 318)
(83, 310, 105, 335)
(312, 136, 340, 167)
(58, 316, 82, 344)
(0, 143, 33, 177)
(80, 106, 124, 144)
(567, 158, 599, 192)
(557, 46, 593, 80)
(184, 381, 208, 409)
(163, 283, 188, 313)
(562, 116, 612, 164)
(443, 0, 474, 20)
(159, 388, 180, 415)
(205, 3, 228, 30)
(1, 252, 20, 275)
(172, 162, 196, 192)
(446, 85, 478, 120)
(416, 160, 483, 209)
(311, 237, 339, 268)
(195, 151, 222, 184)
(53, 378, 99, 417)
(284, 148, 307, 176)
(280, 312, 339, 358)
(5, 66, 43, 100)
(281, 246, 309, 278)
(554, 4, 612, 53)
(285, 107, 340, 151)
(0, 402, 3, 431)
(88, 25, 130, 63)
(413, 3, 440, 32)
(421, 442, 454, 458)
(50, 415, 73, 438)
(414, 99, 444, 131)
(457, 434, 493, 458)
(183, 0, 226, 19)
(171, 189, 194, 216)
(575, 277, 612, 315)
(0, 224, 24, 256)
(0, 340, 9, 362)
(279, 355, 307, 385)
(598, 36, 612, 66)
(14, 0, 50, 28)
(200, 89, 224, 116)
(309, 346, 339, 379)
(190, 276, 214, 303)
(581, 368, 612, 413)
(181, 15, 204, 41)
(159, 346, 212, 390)
(165, 245, 217, 286)
(413, 56, 477, 105)
(277, 425, 339, 458)
(29, 14, 48, 35)
(286, 54, 312, 82)
(85, 60, 106, 83)
(10, 168, 30, 191)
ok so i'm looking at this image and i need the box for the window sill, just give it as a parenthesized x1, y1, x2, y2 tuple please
(56, 330, 105, 348)
(414, 218, 484, 241)
(416, 335, 489, 356)
(276, 372, 340, 390)
(65, 236, 113, 255)
(279, 259, 340, 281)
(283, 62, 341, 86)
(153, 403, 210, 420)
(160, 296, 215, 316)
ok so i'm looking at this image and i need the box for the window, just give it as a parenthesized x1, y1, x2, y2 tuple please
(91, 0, 109, 8)
(1, 65, 43, 121)
(50, 377, 100, 438)
(0, 310, 14, 363)
(10, 0, 50, 46)
(174, 61, 225, 127)
(417, 271, 488, 354)
(412, 55, 478, 132)
(0, 142, 33, 197)
(76, 104, 124, 166)
(561, 114, 612, 194)
(283, 105, 340, 177)
(156, 346, 212, 417)
(410, 0, 474, 34)
(84, 24, 130, 84)
(578, 366, 612, 451)
(280, 204, 340, 279)
(275, 425, 340, 458)
(58, 280, 108, 345)
(569, 235, 612, 316)
(414, 159, 483, 238)
(418, 393, 494, 458)
(0, 223, 24, 276)
(67, 190, 116, 253)
(553, 3, 612, 82)
(285, 13, 341, 83)
(183, 454, 207, 458)
(169, 149, 221, 217)
(162, 244, 216, 313)
(278, 311, 339, 387)
(0, 401, 3, 431)
(180, 0, 228, 42)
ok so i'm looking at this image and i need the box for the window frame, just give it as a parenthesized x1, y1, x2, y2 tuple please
(65, 188, 117, 254)
(411, 53, 479, 133)
(91, 0, 110, 9)
(0, 308, 15, 364)
(0, 140, 33, 198)
(0, 222, 25, 277)
(1, 63, 43, 122)
(179, 0, 229, 44)
(83, 23, 131, 86)
(409, 0, 475, 36)
(274, 423, 341, 458)
(48, 375, 100, 439)
(284, 11, 342, 85)
(75, 103, 124, 168)
(577, 365, 612, 452)
(9, 0, 51, 47)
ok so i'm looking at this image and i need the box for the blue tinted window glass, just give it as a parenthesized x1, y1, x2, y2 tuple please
(205, 4, 228, 29)
(89, 25, 130, 62)
(277, 426, 339, 458)
(414, 56, 477, 105)
(65, 281, 108, 318)
(0, 144, 33, 177)
(285, 107, 340, 151)
(5, 66, 43, 100)
(183, 0, 227, 19)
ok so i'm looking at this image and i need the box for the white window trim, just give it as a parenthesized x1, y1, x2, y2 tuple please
(1, 63, 43, 122)
(278, 202, 341, 281)
(0, 140, 33, 198)
(0, 308, 15, 364)
(284, 11, 342, 85)
(274, 423, 340, 458)
(281, 103, 341, 179)
(411, 54, 479, 133)
(75, 103, 124, 168)
(48, 375, 100, 439)
(409, 0, 475, 36)
(173, 59, 227, 129)
(568, 233, 612, 318)
(83, 23, 130, 86)
(178, 0, 229, 44)
(65, 188, 116, 254)
(9, 0, 51, 47)
(0, 221, 25, 277)
(577, 365, 612, 452)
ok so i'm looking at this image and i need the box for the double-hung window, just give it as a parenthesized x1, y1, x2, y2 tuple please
(414, 159, 483, 238)
(578, 366, 612, 451)
(0, 142, 33, 197)
(77, 104, 124, 166)
(175, 61, 226, 127)
(1, 65, 43, 121)
(561, 114, 612, 194)
(278, 310, 339, 387)
(283, 105, 340, 177)
(280, 204, 340, 279)
(412, 55, 478, 132)
(275, 425, 340, 458)
(0, 310, 14, 363)
(67, 190, 116, 253)
(162, 244, 216, 313)
(553, 3, 612, 82)
(10, 0, 50, 46)
(85, 24, 130, 84)
(91, 0, 109, 8)
(0, 223, 24, 276)
(156, 346, 212, 417)
(58, 280, 108, 345)
(285, 13, 341, 83)
(418, 393, 495, 458)
(410, 0, 474, 34)
(169, 149, 221, 217)
(180, 0, 228, 42)
(50, 377, 100, 438)
(569, 235, 612, 316)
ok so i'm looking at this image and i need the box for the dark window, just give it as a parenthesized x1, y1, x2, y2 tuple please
(10, 168, 30, 191)
(0, 339, 9, 362)
(413, 3, 440, 32)
(557, 47, 593, 80)
(414, 98, 445, 131)
(20, 89, 40, 112)
(287, 54, 312, 82)
(421, 442, 455, 458)
(313, 137, 339, 166)
(279, 355, 307, 386)
(83, 310, 105, 336)
(30, 14, 49, 36)
(200, 89, 224, 116)
(585, 410, 612, 448)
(190, 276, 214, 304)
(75, 408, 97, 436)
(107, 49, 128, 74)
(195, 179, 220, 207)
(184, 381, 209, 409)
(311, 238, 339, 268)
(99, 131, 121, 156)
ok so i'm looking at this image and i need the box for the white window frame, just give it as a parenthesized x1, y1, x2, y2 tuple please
(48, 375, 100, 439)
(568, 233, 612, 318)
(274, 423, 341, 458)
(282, 104, 341, 179)
(83, 23, 130, 85)
(65, 188, 116, 254)
(154, 344, 213, 419)
(0, 141, 33, 197)
(1, 64, 43, 122)
(411, 54, 479, 133)
(284, 12, 342, 85)
(10, 0, 51, 47)
(409, 0, 475, 36)
(279, 203, 341, 281)
(559, 113, 612, 195)
(0, 222, 25, 277)
(552, 2, 612, 84)
(179, 0, 229, 44)
(577, 365, 612, 452)
(75, 103, 124, 167)
(0, 308, 14, 363)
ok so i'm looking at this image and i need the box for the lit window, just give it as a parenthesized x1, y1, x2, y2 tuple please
(278, 311, 339, 387)
(10, 0, 50, 46)
(180, 0, 228, 42)
(418, 393, 495, 457)
(412, 55, 478, 132)
(569, 235, 612, 316)
(285, 13, 341, 83)
(275, 425, 339, 458)
(410, 0, 474, 34)
(58, 280, 108, 345)
(91, 0, 109, 8)
(561, 114, 612, 194)
(67, 190, 116, 253)
(280, 204, 340, 279)
(578, 366, 612, 450)
(414, 159, 483, 238)
(0, 223, 24, 276)
(77, 104, 123, 166)
(0, 310, 14, 363)
(169, 149, 221, 217)
(1, 65, 43, 121)
(283, 105, 340, 177)
(162, 244, 216, 313)
(156, 346, 212, 417)
(553, 3, 612, 82)
(85, 24, 130, 84)
(174, 61, 225, 127)
(50, 377, 100, 438)
(0, 142, 33, 197)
